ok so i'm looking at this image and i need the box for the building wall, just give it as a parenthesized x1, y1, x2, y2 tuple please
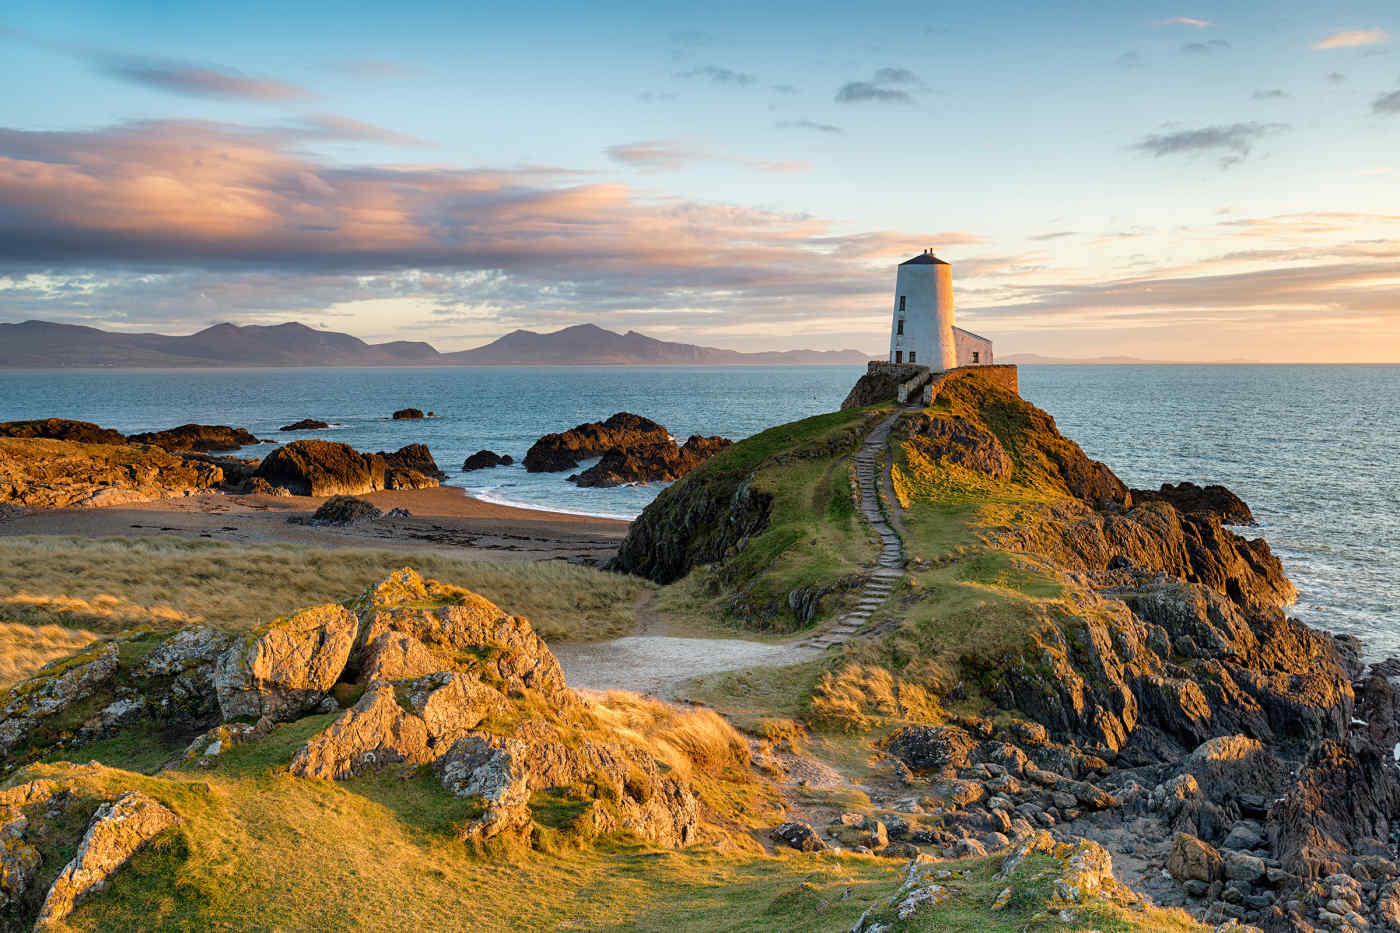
(954, 328, 994, 366)
(889, 263, 956, 371)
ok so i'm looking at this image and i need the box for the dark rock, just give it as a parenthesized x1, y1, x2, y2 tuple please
(254, 440, 386, 496)
(279, 419, 330, 432)
(0, 418, 125, 445)
(378, 443, 447, 481)
(524, 412, 671, 473)
(839, 364, 924, 410)
(179, 452, 261, 487)
(884, 725, 977, 775)
(1130, 481, 1256, 525)
(128, 424, 260, 452)
(306, 495, 383, 526)
(462, 450, 513, 471)
(392, 408, 424, 420)
(569, 435, 732, 488)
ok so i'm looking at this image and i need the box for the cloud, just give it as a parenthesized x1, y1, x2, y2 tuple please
(674, 65, 756, 87)
(835, 82, 912, 104)
(1312, 29, 1389, 51)
(1181, 39, 1231, 55)
(771, 83, 799, 94)
(1327, 71, 1347, 83)
(1115, 51, 1145, 68)
(604, 139, 807, 173)
(100, 57, 311, 101)
(775, 119, 845, 135)
(291, 114, 428, 146)
(1154, 17, 1214, 27)
(1252, 88, 1290, 99)
(1375, 90, 1400, 114)
(1131, 122, 1286, 166)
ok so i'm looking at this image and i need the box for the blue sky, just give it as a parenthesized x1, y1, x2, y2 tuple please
(1, 0, 1398, 360)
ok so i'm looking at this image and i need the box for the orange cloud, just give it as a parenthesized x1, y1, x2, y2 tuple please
(1312, 29, 1389, 50)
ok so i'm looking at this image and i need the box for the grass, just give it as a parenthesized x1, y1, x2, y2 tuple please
(0, 620, 99, 690)
(0, 535, 651, 643)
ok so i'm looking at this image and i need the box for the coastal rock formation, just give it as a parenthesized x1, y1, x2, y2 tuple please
(279, 419, 329, 432)
(0, 418, 125, 445)
(1130, 481, 1256, 525)
(569, 435, 732, 487)
(905, 413, 1013, 480)
(391, 408, 424, 420)
(33, 791, 179, 929)
(378, 442, 447, 481)
(177, 452, 261, 488)
(462, 450, 512, 471)
(127, 423, 260, 452)
(523, 412, 671, 472)
(214, 604, 358, 721)
(0, 437, 223, 509)
(252, 440, 440, 496)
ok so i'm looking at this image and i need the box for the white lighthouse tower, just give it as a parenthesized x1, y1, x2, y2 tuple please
(888, 250, 992, 371)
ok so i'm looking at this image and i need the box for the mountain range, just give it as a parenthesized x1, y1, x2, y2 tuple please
(0, 321, 871, 368)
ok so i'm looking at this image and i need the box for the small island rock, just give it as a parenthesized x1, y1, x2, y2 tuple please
(279, 419, 330, 432)
(392, 408, 424, 420)
(462, 450, 513, 471)
(128, 424, 260, 452)
(524, 412, 671, 472)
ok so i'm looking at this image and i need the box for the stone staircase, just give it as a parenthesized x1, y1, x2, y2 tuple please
(800, 411, 906, 650)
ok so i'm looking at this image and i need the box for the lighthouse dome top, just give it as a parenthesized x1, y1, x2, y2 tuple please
(900, 249, 949, 266)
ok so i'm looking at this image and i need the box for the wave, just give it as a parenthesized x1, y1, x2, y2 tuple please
(464, 486, 637, 522)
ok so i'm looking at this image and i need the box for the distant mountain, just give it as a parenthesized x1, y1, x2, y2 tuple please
(0, 320, 869, 369)
(1001, 352, 1258, 365)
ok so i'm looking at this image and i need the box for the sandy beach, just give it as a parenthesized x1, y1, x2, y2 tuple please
(0, 485, 629, 564)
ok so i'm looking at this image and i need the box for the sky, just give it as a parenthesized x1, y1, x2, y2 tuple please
(1, 1, 1398, 361)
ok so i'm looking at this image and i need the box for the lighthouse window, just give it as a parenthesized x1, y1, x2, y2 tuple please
(909, 351, 916, 363)
(894, 351, 903, 363)
(898, 295, 906, 311)
(896, 319, 904, 335)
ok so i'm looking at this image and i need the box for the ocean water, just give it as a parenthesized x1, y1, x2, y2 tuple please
(1, 364, 1396, 658)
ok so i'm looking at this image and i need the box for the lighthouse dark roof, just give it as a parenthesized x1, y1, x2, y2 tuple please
(901, 252, 949, 265)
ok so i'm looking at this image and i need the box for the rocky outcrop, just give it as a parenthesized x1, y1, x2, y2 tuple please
(391, 408, 424, 420)
(214, 604, 357, 721)
(127, 423, 260, 452)
(569, 435, 732, 487)
(279, 419, 329, 431)
(33, 791, 179, 929)
(904, 413, 1013, 480)
(1131, 481, 1256, 525)
(0, 419, 125, 445)
(303, 495, 383, 526)
(253, 440, 439, 496)
(463, 450, 513, 471)
(378, 442, 447, 482)
(0, 437, 223, 509)
(523, 412, 671, 472)
(0, 642, 120, 759)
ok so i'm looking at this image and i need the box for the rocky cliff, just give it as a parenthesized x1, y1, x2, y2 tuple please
(0, 437, 224, 509)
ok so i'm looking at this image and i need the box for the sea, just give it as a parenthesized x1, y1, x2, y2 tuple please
(1, 364, 1396, 659)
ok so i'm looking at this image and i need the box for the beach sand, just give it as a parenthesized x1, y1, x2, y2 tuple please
(0, 485, 629, 564)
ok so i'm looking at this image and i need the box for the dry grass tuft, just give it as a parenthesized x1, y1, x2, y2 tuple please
(0, 620, 99, 689)
(808, 662, 943, 732)
(588, 691, 753, 785)
(0, 536, 650, 642)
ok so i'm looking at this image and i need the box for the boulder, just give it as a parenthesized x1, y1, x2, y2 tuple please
(305, 495, 383, 526)
(0, 437, 224, 509)
(1130, 481, 1255, 525)
(770, 821, 826, 852)
(33, 791, 179, 929)
(0, 642, 120, 758)
(463, 450, 513, 471)
(214, 604, 357, 721)
(379, 443, 447, 481)
(178, 452, 261, 487)
(241, 476, 289, 496)
(1168, 833, 1222, 883)
(523, 412, 671, 472)
(0, 418, 124, 445)
(280, 419, 330, 432)
(392, 408, 424, 420)
(569, 435, 732, 488)
(127, 424, 260, 452)
(1182, 734, 1285, 805)
(253, 439, 386, 496)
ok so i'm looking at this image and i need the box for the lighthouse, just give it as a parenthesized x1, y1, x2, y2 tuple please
(888, 250, 992, 371)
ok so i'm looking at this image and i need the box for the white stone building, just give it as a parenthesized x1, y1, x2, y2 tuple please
(888, 250, 993, 370)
